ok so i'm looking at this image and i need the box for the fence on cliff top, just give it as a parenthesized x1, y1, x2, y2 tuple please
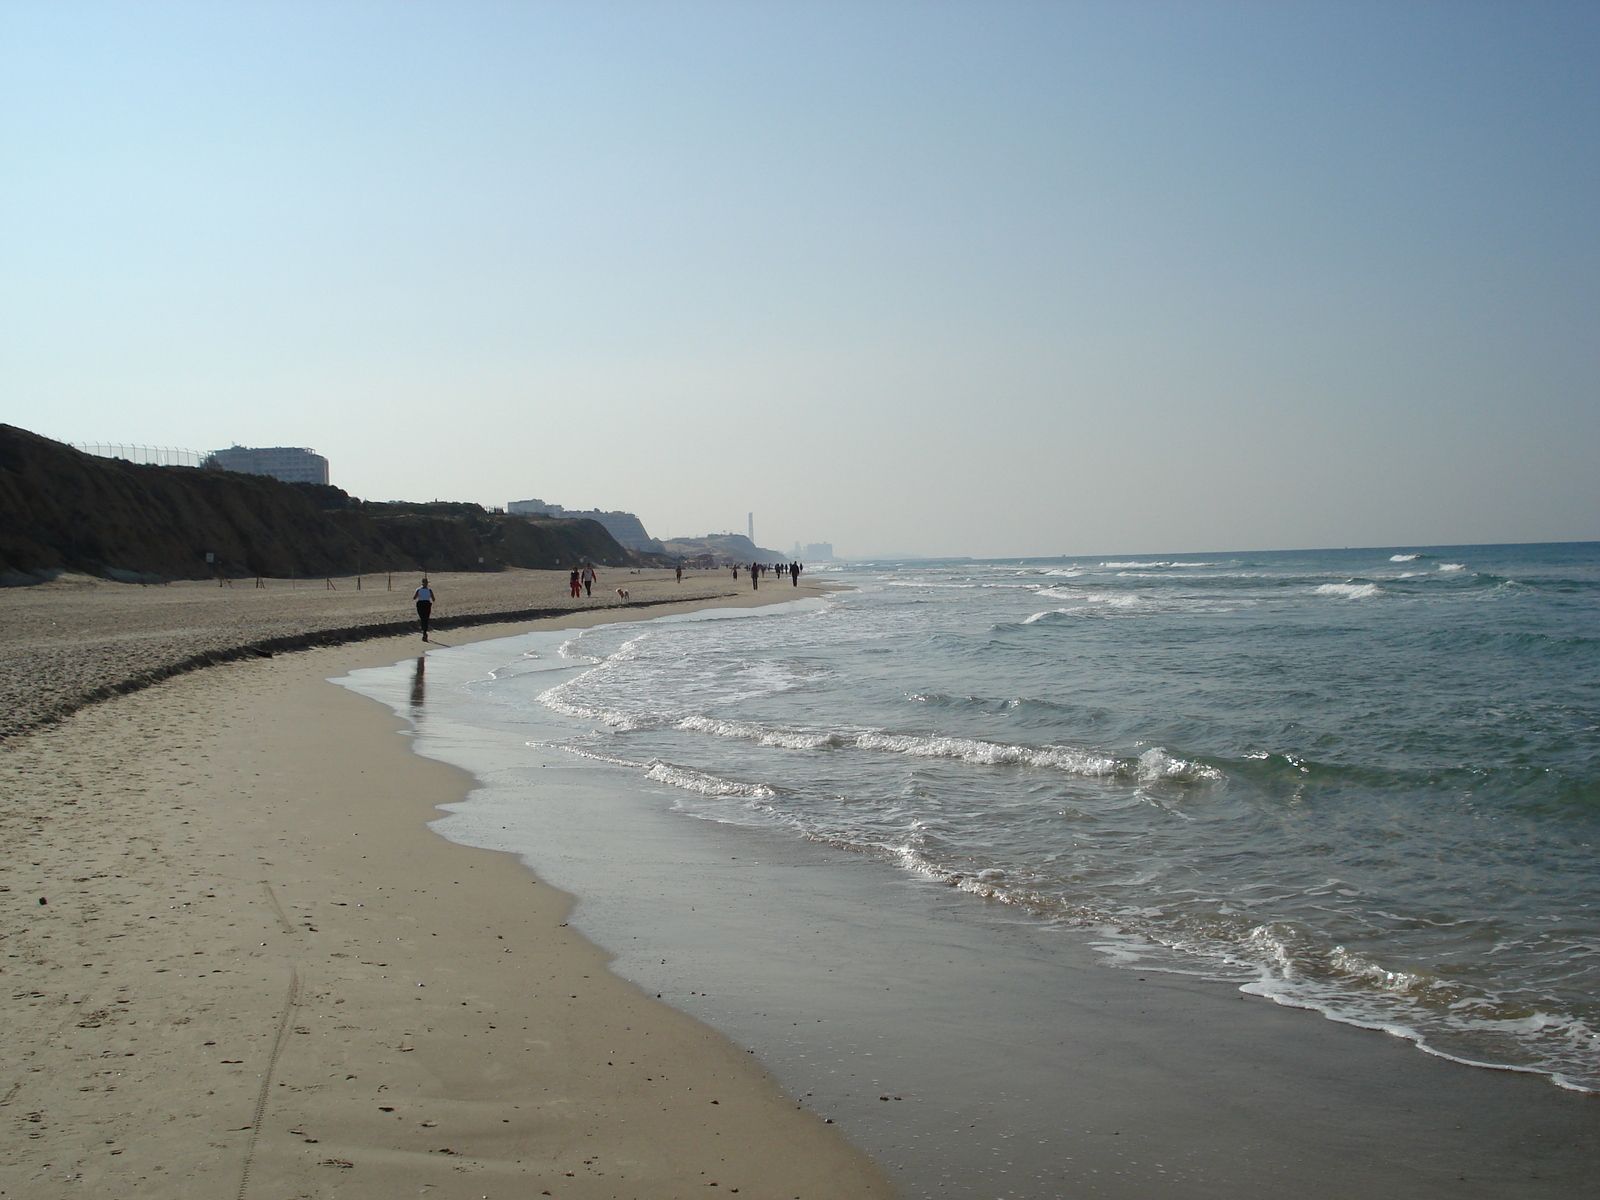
(74, 443, 206, 468)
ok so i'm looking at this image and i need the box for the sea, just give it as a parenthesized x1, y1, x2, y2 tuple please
(336, 541, 1600, 1191)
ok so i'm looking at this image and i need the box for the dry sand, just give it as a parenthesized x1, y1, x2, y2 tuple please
(0, 575, 891, 1199)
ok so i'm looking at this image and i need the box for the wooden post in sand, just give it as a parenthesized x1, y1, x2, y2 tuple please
(326, 577, 335, 590)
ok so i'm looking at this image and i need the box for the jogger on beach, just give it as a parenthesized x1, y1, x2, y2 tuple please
(413, 578, 435, 641)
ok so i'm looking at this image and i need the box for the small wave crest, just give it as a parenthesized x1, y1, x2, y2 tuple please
(643, 761, 776, 799)
(537, 685, 661, 731)
(555, 744, 777, 801)
(1439, 562, 1466, 572)
(853, 731, 1121, 774)
(676, 714, 846, 750)
(1035, 587, 1143, 606)
(669, 710, 1224, 784)
(1136, 747, 1225, 783)
(1022, 608, 1082, 624)
(1315, 582, 1381, 600)
(1390, 554, 1421, 562)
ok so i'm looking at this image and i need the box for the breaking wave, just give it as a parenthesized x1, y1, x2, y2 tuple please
(1315, 582, 1381, 599)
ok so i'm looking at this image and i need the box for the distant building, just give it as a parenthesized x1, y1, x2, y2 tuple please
(507, 498, 562, 517)
(205, 445, 329, 485)
(803, 542, 834, 560)
(508, 498, 663, 552)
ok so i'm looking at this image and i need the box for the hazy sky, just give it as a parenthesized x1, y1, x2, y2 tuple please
(4, 1, 1596, 557)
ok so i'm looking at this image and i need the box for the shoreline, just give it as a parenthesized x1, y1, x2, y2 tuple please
(343, 595, 1600, 1199)
(7, 572, 1599, 1197)
(0, 566, 800, 741)
(0, 579, 889, 1198)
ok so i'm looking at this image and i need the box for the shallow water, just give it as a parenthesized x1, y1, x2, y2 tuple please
(462, 543, 1600, 1092)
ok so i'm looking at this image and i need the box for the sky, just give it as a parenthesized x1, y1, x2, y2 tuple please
(3, 1, 1596, 558)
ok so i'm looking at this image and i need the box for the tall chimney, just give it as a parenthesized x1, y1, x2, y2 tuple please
(748, 512, 754, 544)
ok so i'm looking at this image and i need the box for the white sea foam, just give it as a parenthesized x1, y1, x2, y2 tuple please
(550, 738, 780, 802)
(676, 714, 845, 750)
(555, 635, 603, 663)
(538, 686, 658, 731)
(1035, 586, 1143, 606)
(1315, 582, 1381, 599)
(643, 761, 776, 799)
(1390, 554, 1421, 562)
(1439, 562, 1466, 572)
(672, 713, 1170, 780)
(1136, 747, 1226, 783)
(551, 744, 650, 770)
(1101, 560, 1168, 568)
(851, 731, 1103, 773)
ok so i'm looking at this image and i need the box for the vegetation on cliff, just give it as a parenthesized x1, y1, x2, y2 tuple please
(0, 425, 637, 583)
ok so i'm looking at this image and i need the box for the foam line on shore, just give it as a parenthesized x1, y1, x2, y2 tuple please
(0, 592, 737, 742)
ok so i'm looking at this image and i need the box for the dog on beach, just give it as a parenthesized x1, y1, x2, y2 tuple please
(616, 588, 630, 600)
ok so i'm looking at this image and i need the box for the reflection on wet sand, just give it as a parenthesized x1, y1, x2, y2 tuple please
(409, 655, 426, 710)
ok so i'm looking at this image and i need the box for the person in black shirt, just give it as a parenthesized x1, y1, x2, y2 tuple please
(413, 578, 435, 641)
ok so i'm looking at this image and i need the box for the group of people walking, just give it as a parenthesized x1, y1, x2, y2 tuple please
(740, 561, 803, 589)
(410, 559, 805, 642)
(412, 563, 601, 643)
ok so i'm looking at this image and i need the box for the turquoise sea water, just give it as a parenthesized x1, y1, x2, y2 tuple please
(483, 542, 1600, 1092)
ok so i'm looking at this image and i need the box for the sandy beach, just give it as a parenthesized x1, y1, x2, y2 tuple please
(0, 572, 888, 1199)
(0, 566, 762, 742)
(7, 567, 1600, 1199)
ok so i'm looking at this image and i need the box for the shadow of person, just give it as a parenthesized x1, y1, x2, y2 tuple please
(409, 655, 426, 711)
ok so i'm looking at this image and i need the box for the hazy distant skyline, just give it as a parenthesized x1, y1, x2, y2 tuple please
(4, 1, 1596, 558)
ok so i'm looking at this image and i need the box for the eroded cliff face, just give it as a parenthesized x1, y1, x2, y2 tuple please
(0, 425, 635, 583)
